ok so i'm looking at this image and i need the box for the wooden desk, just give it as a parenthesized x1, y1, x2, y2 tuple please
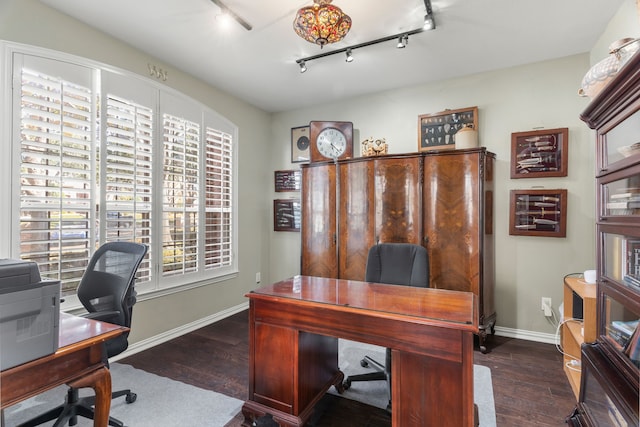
(242, 276, 478, 427)
(1, 313, 127, 427)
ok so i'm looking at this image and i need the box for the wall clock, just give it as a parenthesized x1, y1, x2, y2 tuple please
(309, 121, 353, 162)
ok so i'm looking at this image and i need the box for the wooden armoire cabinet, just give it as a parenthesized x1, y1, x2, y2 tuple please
(301, 148, 496, 351)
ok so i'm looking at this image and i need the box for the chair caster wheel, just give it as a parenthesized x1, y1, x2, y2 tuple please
(360, 359, 369, 368)
(125, 392, 137, 404)
(342, 378, 351, 390)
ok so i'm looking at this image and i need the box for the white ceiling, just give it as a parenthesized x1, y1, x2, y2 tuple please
(39, 0, 624, 113)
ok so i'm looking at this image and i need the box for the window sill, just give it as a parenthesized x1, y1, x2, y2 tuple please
(62, 270, 238, 314)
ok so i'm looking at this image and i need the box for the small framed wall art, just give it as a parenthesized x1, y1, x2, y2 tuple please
(273, 199, 301, 232)
(510, 128, 568, 178)
(509, 189, 567, 237)
(291, 126, 310, 163)
(274, 170, 301, 192)
(418, 106, 478, 152)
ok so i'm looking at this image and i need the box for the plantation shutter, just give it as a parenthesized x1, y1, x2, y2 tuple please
(204, 127, 233, 269)
(104, 73, 157, 282)
(16, 56, 94, 294)
(162, 111, 201, 276)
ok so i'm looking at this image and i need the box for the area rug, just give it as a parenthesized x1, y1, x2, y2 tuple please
(330, 339, 497, 427)
(3, 363, 243, 427)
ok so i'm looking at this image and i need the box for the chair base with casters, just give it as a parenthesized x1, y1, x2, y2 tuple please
(342, 348, 392, 412)
(16, 386, 137, 427)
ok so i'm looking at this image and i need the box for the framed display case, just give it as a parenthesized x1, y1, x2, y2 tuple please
(291, 126, 310, 163)
(509, 188, 567, 237)
(510, 127, 568, 178)
(274, 170, 301, 192)
(273, 199, 301, 232)
(418, 106, 477, 152)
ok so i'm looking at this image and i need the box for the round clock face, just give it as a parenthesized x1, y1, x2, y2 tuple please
(316, 127, 347, 159)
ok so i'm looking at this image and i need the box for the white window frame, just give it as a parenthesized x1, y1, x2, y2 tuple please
(0, 41, 238, 309)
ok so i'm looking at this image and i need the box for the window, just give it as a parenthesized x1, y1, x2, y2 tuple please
(5, 46, 237, 301)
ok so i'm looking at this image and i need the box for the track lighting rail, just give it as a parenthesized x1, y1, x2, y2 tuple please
(296, 0, 435, 72)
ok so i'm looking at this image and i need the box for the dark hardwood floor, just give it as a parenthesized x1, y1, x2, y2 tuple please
(121, 310, 576, 426)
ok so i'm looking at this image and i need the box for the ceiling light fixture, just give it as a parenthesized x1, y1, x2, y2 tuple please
(296, 0, 435, 72)
(296, 28, 424, 72)
(210, 0, 252, 31)
(293, 0, 352, 48)
(345, 48, 354, 62)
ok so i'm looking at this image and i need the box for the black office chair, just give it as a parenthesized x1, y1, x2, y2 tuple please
(342, 242, 429, 411)
(19, 241, 148, 427)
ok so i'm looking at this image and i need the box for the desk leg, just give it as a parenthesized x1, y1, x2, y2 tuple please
(67, 366, 112, 427)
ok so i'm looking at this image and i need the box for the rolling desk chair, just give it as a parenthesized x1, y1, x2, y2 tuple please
(342, 242, 429, 411)
(19, 241, 148, 427)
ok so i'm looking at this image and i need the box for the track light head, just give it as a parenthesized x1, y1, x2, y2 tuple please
(299, 60, 307, 73)
(424, 13, 435, 30)
(396, 34, 408, 49)
(345, 48, 354, 62)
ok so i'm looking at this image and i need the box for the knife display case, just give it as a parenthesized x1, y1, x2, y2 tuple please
(510, 127, 568, 178)
(509, 188, 567, 237)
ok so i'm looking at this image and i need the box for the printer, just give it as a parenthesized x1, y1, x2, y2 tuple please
(0, 259, 61, 371)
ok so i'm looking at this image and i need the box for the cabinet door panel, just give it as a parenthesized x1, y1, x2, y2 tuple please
(301, 164, 337, 278)
(339, 160, 375, 281)
(374, 156, 423, 244)
(424, 152, 481, 294)
(252, 322, 295, 412)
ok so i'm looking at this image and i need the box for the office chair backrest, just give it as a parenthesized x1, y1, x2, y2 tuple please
(77, 241, 147, 356)
(365, 243, 429, 288)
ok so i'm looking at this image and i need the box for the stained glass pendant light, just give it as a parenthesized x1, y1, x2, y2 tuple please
(293, 0, 352, 48)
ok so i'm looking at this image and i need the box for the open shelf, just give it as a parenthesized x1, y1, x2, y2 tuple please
(562, 276, 597, 400)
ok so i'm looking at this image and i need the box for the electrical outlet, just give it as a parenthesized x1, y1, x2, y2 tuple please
(541, 297, 552, 317)
(255, 272, 261, 283)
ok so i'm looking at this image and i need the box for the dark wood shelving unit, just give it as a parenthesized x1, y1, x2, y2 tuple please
(567, 51, 640, 427)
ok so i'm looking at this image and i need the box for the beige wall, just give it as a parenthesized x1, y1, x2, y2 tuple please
(0, 0, 272, 344)
(1, 0, 639, 345)
(270, 55, 595, 338)
(269, 0, 640, 339)
(591, 0, 640, 62)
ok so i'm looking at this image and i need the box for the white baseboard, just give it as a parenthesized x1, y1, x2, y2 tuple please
(111, 301, 249, 362)
(494, 325, 558, 345)
(112, 304, 558, 362)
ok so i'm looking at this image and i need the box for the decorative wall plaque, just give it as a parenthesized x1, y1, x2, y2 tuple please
(274, 199, 301, 232)
(510, 128, 568, 178)
(509, 189, 567, 237)
(291, 126, 310, 163)
(274, 170, 301, 192)
(418, 106, 478, 152)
